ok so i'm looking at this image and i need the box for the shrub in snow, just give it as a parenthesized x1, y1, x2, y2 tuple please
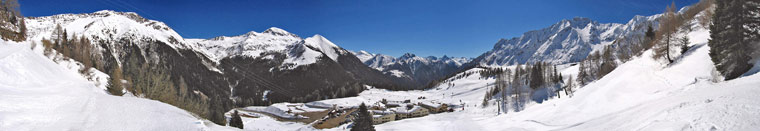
(229, 110, 244, 129)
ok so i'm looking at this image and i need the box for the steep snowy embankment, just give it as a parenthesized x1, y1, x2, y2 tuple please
(0, 42, 228, 130)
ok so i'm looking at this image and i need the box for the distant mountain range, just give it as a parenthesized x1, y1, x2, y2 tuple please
(351, 50, 470, 88)
(472, 15, 660, 66)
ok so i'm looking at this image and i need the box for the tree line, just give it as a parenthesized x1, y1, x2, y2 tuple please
(482, 0, 719, 114)
(482, 62, 564, 113)
(576, 0, 714, 87)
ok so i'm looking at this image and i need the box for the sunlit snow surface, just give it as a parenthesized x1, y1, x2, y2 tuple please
(0, 42, 235, 130)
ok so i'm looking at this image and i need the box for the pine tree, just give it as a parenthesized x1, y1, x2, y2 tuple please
(229, 110, 244, 129)
(646, 24, 656, 41)
(709, 0, 757, 80)
(680, 35, 690, 55)
(529, 62, 544, 90)
(511, 64, 525, 112)
(61, 29, 70, 57)
(352, 103, 375, 131)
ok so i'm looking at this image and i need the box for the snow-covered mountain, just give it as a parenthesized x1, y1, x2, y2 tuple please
(26, 10, 195, 49)
(351, 50, 471, 88)
(22, 10, 410, 124)
(474, 15, 660, 66)
(187, 27, 349, 70)
(24, 10, 237, 124)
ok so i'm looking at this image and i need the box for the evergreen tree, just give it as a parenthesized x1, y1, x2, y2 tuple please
(529, 63, 544, 89)
(229, 110, 244, 129)
(709, 0, 758, 80)
(352, 103, 375, 131)
(646, 24, 656, 41)
(511, 64, 525, 112)
(681, 35, 690, 55)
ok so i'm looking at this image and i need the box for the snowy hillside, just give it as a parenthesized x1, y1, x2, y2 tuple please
(475, 15, 660, 66)
(0, 41, 232, 130)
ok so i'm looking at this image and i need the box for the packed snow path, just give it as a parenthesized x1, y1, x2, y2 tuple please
(0, 43, 221, 130)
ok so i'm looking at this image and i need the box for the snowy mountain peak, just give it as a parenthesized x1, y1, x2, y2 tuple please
(400, 53, 417, 60)
(358, 50, 373, 56)
(190, 28, 350, 69)
(26, 10, 191, 50)
(93, 10, 118, 14)
(352, 50, 376, 62)
(263, 27, 297, 37)
(556, 17, 597, 29)
(566, 17, 592, 23)
(474, 14, 661, 66)
(304, 34, 344, 62)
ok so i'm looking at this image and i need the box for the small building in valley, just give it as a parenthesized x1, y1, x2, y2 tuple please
(391, 105, 428, 119)
(418, 101, 448, 113)
(370, 110, 396, 125)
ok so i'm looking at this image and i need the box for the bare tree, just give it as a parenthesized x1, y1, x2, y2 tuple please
(654, 2, 679, 64)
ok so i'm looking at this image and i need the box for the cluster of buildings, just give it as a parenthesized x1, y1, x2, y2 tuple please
(364, 100, 449, 125)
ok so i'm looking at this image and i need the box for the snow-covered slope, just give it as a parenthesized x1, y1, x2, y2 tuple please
(474, 15, 660, 66)
(0, 42, 224, 130)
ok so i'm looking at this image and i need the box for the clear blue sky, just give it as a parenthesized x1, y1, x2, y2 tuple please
(21, 0, 698, 57)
